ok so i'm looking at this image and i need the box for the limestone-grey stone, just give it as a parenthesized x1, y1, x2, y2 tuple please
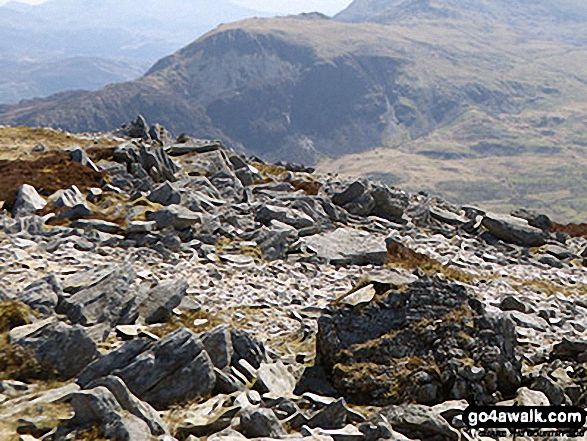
(514, 387, 550, 406)
(306, 398, 348, 430)
(254, 221, 299, 261)
(149, 123, 174, 146)
(113, 329, 216, 410)
(231, 329, 267, 369)
(499, 295, 527, 313)
(175, 396, 240, 439)
(256, 204, 315, 229)
(16, 321, 98, 380)
(58, 265, 137, 328)
(511, 208, 552, 232)
(301, 228, 388, 266)
(147, 205, 201, 229)
(302, 424, 364, 441)
(482, 213, 546, 247)
(68, 386, 151, 441)
(78, 339, 154, 387)
(139, 145, 180, 182)
(20, 275, 61, 315)
(239, 407, 287, 439)
(139, 280, 188, 324)
(201, 325, 233, 370)
(126, 220, 157, 234)
(48, 185, 87, 209)
(379, 405, 459, 440)
(255, 361, 296, 398)
(87, 375, 168, 436)
(148, 181, 182, 206)
(71, 219, 121, 234)
(12, 184, 46, 217)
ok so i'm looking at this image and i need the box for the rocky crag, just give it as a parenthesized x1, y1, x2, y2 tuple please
(0, 118, 586, 440)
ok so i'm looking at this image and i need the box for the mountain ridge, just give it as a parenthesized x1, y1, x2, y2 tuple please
(1, 0, 586, 219)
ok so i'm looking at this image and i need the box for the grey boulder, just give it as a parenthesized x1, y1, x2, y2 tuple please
(47, 185, 87, 209)
(87, 375, 168, 436)
(12, 184, 46, 217)
(58, 265, 137, 328)
(148, 181, 182, 206)
(16, 321, 98, 380)
(255, 204, 315, 230)
(113, 329, 216, 410)
(379, 405, 459, 441)
(201, 325, 233, 370)
(147, 205, 201, 229)
(482, 213, 546, 247)
(78, 338, 154, 387)
(20, 275, 61, 315)
(139, 280, 188, 324)
(239, 407, 287, 439)
(301, 228, 388, 265)
(68, 386, 151, 441)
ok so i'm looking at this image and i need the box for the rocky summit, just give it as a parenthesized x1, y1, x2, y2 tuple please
(0, 119, 586, 441)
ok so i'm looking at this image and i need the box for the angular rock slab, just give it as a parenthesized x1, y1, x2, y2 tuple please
(87, 375, 168, 436)
(256, 204, 316, 229)
(58, 265, 137, 328)
(201, 325, 233, 370)
(301, 228, 388, 266)
(147, 204, 201, 229)
(16, 321, 98, 380)
(68, 386, 151, 441)
(175, 395, 240, 439)
(239, 407, 287, 439)
(138, 279, 188, 324)
(482, 213, 546, 247)
(20, 275, 61, 315)
(255, 361, 297, 398)
(12, 184, 46, 217)
(79, 329, 216, 410)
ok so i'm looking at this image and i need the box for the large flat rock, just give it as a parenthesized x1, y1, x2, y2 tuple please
(301, 228, 388, 265)
(482, 213, 546, 247)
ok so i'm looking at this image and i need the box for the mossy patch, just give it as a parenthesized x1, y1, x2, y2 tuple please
(386, 242, 476, 283)
(252, 162, 288, 178)
(0, 334, 56, 382)
(86, 146, 116, 162)
(70, 424, 108, 441)
(0, 301, 34, 333)
(317, 278, 515, 406)
(514, 278, 587, 297)
(149, 309, 224, 338)
(0, 126, 118, 161)
(290, 179, 322, 196)
(332, 356, 434, 404)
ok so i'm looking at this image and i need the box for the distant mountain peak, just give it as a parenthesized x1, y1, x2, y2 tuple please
(336, 0, 587, 28)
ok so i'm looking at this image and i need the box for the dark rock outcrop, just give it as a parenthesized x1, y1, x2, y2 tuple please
(316, 278, 521, 406)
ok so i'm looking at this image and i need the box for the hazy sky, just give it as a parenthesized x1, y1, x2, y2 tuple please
(0, 0, 354, 16)
(232, 0, 353, 15)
